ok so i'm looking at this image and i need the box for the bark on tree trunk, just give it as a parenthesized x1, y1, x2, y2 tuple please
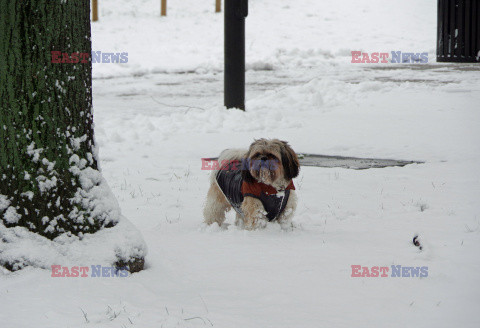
(0, 1, 116, 239)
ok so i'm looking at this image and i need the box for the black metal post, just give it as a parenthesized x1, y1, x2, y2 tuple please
(225, 0, 248, 110)
(437, 0, 480, 62)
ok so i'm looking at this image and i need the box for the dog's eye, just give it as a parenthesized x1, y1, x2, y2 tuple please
(267, 154, 276, 159)
(253, 152, 261, 158)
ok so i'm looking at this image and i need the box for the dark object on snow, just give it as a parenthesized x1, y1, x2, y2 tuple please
(115, 257, 145, 274)
(437, 0, 480, 63)
(413, 235, 423, 250)
(225, 0, 248, 110)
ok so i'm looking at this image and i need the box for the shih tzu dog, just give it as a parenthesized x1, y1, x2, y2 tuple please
(203, 139, 300, 230)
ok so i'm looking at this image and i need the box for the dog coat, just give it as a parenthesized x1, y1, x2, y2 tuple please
(215, 169, 295, 221)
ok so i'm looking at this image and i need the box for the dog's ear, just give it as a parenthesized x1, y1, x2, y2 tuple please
(241, 157, 256, 183)
(280, 141, 300, 180)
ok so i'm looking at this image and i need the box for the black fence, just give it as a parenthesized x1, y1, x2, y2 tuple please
(437, 0, 480, 62)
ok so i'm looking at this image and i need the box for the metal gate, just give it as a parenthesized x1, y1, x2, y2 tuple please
(437, 0, 480, 62)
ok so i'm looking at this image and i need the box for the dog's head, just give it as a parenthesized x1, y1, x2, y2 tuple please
(242, 139, 299, 188)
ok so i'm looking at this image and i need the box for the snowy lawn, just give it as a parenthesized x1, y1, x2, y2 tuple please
(1, 0, 480, 327)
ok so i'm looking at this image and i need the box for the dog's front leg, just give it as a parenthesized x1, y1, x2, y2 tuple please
(277, 190, 297, 229)
(241, 196, 268, 230)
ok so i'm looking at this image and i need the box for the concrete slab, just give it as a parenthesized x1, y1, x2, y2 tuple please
(296, 153, 423, 170)
(204, 154, 423, 170)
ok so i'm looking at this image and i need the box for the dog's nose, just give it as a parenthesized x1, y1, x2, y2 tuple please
(261, 156, 268, 161)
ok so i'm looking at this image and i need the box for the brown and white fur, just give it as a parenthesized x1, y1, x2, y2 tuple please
(203, 139, 299, 230)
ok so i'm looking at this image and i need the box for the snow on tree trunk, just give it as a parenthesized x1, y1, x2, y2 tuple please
(0, 1, 146, 272)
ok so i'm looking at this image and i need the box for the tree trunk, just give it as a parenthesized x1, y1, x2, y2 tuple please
(0, 1, 116, 239)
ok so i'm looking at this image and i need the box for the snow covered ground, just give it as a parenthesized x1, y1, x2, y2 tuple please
(1, 0, 480, 327)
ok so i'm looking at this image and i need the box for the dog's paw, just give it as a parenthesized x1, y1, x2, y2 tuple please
(244, 217, 268, 230)
(279, 220, 298, 231)
(254, 218, 268, 230)
(200, 221, 229, 232)
(244, 219, 256, 230)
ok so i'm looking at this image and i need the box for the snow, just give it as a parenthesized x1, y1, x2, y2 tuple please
(26, 141, 43, 162)
(20, 191, 34, 201)
(66, 161, 122, 230)
(0, 195, 10, 211)
(23, 171, 31, 180)
(0, 215, 146, 271)
(1, 0, 480, 327)
(3, 207, 21, 224)
(36, 174, 58, 193)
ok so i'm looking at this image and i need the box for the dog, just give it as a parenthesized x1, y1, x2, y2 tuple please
(203, 139, 300, 230)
